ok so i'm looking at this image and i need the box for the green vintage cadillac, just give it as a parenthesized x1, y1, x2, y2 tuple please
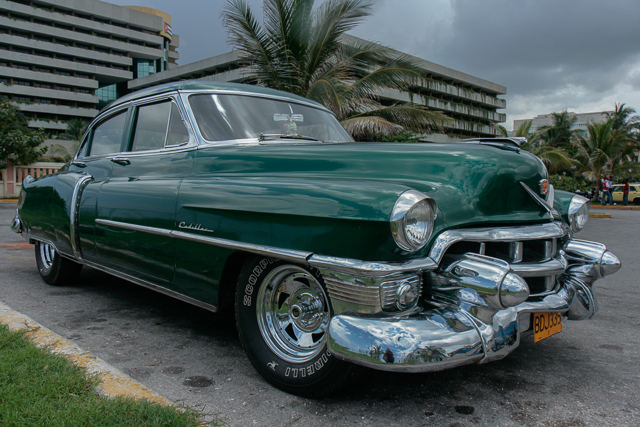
(12, 81, 620, 397)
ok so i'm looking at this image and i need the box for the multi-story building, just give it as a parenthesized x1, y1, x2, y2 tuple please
(0, 0, 178, 138)
(513, 111, 611, 136)
(128, 35, 507, 141)
(1, 0, 506, 142)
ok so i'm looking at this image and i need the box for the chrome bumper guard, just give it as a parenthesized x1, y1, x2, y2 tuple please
(11, 209, 23, 234)
(323, 238, 620, 373)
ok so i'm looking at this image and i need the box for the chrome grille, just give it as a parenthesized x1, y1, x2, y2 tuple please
(429, 223, 569, 297)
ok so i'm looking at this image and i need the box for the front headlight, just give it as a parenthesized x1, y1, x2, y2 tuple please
(568, 195, 590, 232)
(390, 190, 437, 252)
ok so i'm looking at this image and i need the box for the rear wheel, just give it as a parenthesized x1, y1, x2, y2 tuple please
(35, 241, 83, 286)
(235, 256, 355, 397)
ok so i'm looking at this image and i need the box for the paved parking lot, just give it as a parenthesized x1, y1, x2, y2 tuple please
(1, 201, 638, 426)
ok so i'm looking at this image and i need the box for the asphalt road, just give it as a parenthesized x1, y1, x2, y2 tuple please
(1, 201, 638, 427)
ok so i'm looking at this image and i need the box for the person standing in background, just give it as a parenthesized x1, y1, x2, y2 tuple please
(623, 178, 630, 206)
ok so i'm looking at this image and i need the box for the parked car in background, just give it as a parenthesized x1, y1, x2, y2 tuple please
(612, 183, 640, 205)
(11, 81, 621, 397)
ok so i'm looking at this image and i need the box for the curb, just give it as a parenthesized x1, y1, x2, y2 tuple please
(0, 300, 172, 406)
(590, 205, 640, 210)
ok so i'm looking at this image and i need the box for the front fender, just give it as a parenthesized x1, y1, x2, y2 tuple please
(176, 177, 411, 260)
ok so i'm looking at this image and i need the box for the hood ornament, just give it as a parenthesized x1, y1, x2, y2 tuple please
(520, 181, 559, 219)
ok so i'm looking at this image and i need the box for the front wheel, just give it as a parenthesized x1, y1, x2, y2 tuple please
(235, 256, 355, 397)
(35, 241, 83, 286)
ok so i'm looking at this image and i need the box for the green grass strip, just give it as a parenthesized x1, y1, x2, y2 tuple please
(0, 324, 207, 427)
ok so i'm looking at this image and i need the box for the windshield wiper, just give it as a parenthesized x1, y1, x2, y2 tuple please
(259, 133, 321, 142)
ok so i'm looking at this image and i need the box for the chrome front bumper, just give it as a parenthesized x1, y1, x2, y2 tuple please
(324, 238, 620, 372)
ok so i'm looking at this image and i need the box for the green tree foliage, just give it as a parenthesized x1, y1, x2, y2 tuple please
(497, 118, 575, 173)
(50, 119, 88, 161)
(537, 110, 577, 151)
(0, 100, 47, 170)
(222, 0, 449, 140)
(573, 119, 640, 190)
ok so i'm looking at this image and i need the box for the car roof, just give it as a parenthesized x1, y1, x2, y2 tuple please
(105, 80, 325, 112)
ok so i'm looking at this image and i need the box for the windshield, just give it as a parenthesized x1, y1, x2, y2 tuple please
(189, 94, 354, 143)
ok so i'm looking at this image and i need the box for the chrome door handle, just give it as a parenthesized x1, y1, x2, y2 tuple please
(110, 156, 131, 166)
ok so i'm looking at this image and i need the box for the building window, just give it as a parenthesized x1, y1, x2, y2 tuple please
(14, 96, 31, 102)
(96, 84, 118, 110)
(35, 82, 52, 89)
(14, 80, 31, 86)
(57, 86, 71, 91)
(34, 67, 51, 73)
(77, 88, 90, 94)
(35, 98, 53, 104)
(135, 59, 156, 78)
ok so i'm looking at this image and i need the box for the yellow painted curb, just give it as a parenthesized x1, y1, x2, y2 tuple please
(0, 199, 18, 203)
(589, 213, 611, 218)
(0, 301, 172, 406)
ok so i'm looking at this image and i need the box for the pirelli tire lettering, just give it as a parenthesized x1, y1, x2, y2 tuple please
(235, 256, 354, 397)
(284, 349, 331, 378)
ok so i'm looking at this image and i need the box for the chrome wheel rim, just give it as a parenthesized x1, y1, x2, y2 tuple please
(39, 242, 56, 272)
(256, 265, 330, 363)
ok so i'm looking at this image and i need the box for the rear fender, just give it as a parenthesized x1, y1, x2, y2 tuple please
(22, 171, 93, 261)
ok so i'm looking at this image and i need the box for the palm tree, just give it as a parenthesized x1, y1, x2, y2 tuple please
(606, 103, 640, 134)
(50, 119, 87, 161)
(537, 110, 577, 151)
(222, 0, 448, 140)
(495, 119, 574, 173)
(574, 119, 640, 191)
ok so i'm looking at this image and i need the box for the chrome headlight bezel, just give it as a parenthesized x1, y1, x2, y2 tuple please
(390, 190, 437, 253)
(568, 195, 590, 233)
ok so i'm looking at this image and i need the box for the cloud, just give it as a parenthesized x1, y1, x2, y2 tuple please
(353, 0, 640, 128)
(108, 0, 640, 130)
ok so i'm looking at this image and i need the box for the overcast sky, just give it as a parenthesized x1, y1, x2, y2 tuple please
(109, 0, 640, 130)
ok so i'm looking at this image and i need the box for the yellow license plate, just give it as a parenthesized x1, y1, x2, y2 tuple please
(533, 312, 562, 342)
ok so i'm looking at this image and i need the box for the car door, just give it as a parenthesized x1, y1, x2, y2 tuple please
(59, 107, 131, 262)
(92, 95, 196, 285)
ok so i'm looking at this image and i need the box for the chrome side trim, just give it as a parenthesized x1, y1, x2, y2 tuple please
(429, 222, 568, 265)
(70, 175, 93, 262)
(83, 260, 218, 313)
(95, 219, 173, 236)
(94, 219, 311, 264)
(95, 219, 439, 277)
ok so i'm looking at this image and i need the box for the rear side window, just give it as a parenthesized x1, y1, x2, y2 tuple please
(131, 101, 189, 152)
(89, 111, 127, 156)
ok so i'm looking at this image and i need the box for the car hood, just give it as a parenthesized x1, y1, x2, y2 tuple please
(197, 141, 551, 231)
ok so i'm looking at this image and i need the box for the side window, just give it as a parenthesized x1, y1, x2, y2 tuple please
(131, 101, 189, 152)
(612, 186, 622, 192)
(167, 103, 190, 146)
(89, 111, 127, 156)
